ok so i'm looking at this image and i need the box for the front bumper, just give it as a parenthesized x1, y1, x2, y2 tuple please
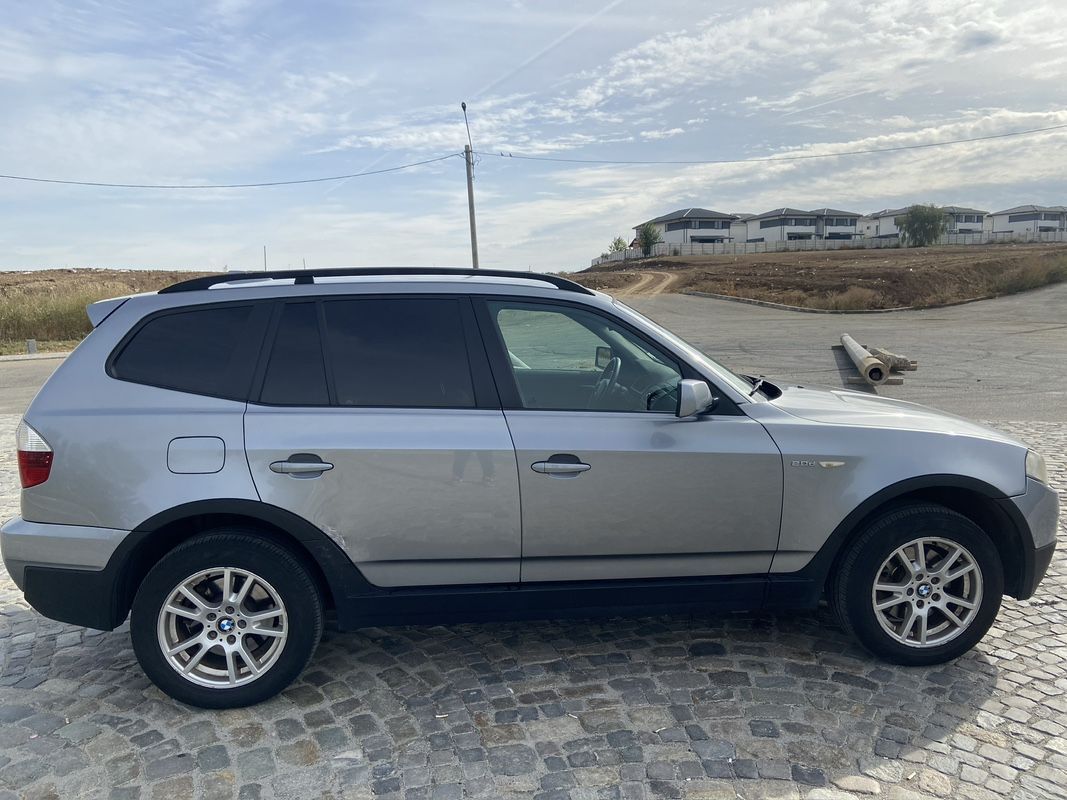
(1, 516, 130, 629)
(1007, 477, 1060, 600)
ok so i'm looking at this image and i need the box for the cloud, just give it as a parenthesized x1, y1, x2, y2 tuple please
(639, 128, 685, 141)
(310, 0, 1066, 166)
(2, 0, 1066, 273)
(0, 4, 375, 183)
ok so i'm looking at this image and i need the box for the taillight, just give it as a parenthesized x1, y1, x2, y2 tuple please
(16, 420, 53, 489)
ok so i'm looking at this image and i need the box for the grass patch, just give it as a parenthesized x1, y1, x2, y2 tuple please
(807, 286, 885, 311)
(0, 290, 112, 342)
(988, 253, 1067, 295)
(0, 339, 82, 356)
(0, 269, 211, 351)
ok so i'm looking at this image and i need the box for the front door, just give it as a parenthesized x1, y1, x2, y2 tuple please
(244, 296, 521, 587)
(477, 298, 783, 582)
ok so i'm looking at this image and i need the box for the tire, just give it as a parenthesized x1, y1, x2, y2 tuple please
(832, 504, 1003, 666)
(130, 530, 324, 708)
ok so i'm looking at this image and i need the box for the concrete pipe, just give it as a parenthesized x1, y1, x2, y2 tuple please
(841, 333, 889, 385)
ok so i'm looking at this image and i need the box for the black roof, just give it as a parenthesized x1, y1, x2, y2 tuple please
(989, 204, 1067, 215)
(637, 208, 738, 228)
(747, 207, 862, 221)
(941, 206, 989, 215)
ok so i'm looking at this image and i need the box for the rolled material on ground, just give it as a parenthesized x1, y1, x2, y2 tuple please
(869, 346, 918, 371)
(841, 333, 889, 385)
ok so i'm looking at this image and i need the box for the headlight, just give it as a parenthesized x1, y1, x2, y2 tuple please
(1026, 450, 1048, 484)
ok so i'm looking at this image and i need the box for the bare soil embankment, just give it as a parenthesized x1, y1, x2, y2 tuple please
(570, 244, 1067, 310)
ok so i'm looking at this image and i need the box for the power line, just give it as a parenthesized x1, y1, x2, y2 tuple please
(476, 122, 1067, 166)
(4, 119, 1064, 190)
(0, 152, 462, 189)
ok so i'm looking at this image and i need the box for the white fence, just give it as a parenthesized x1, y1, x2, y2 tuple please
(591, 230, 1067, 266)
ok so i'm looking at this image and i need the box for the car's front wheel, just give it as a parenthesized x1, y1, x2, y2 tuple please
(130, 531, 323, 708)
(833, 504, 1004, 666)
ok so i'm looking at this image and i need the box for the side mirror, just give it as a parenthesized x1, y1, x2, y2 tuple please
(676, 379, 716, 418)
(594, 346, 613, 370)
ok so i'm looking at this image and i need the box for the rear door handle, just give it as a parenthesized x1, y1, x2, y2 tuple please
(269, 454, 333, 477)
(531, 461, 591, 475)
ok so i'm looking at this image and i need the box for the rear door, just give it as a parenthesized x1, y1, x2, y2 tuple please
(244, 295, 521, 587)
(476, 298, 783, 583)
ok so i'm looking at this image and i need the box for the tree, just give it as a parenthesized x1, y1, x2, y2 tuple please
(636, 223, 662, 256)
(895, 204, 947, 247)
(608, 235, 628, 253)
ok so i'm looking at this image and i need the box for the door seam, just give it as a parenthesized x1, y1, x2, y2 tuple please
(751, 416, 786, 576)
(498, 409, 525, 582)
(241, 403, 263, 503)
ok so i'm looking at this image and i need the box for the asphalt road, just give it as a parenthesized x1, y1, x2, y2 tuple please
(2, 283, 1065, 422)
(0, 356, 61, 415)
(629, 282, 1067, 423)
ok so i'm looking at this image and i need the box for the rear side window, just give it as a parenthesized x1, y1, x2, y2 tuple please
(259, 303, 329, 406)
(323, 298, 474, 408)
(110, 304, 260, 400)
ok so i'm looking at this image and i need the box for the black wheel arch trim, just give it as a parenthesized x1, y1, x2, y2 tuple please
(765, 473, 1034, 609)
(35, 499, 378, 631)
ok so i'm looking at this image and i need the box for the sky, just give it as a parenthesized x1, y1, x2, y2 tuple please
(1, 0, 1066, 273)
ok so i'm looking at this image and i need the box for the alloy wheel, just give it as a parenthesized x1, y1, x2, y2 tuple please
(157, 567, 288, 688)
(870, 537, 983, 648)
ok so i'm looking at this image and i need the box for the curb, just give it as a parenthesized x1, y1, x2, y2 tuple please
(681, 291, 999, 315)
(0, 352, 71, 363)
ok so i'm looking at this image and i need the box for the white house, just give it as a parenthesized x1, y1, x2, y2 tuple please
(860, 205, 987, 238)
(810, 208, 863, 239)
(942, 206, 988, 234)
(742, 207, 861, 243)
(858, 207, 909, 239)
(634, 208, 738, 245)
(730, 214, 754, 244)
(986, 205, 1067, 235)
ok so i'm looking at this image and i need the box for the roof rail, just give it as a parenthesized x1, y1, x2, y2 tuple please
(159, 267, 595, 296)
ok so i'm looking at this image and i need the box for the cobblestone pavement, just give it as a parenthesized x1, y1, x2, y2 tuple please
(0, 413, 1064, 800)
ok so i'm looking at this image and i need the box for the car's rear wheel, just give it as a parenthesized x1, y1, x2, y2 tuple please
(832, 504, 1003, 666)
(131, 531, 323, 708)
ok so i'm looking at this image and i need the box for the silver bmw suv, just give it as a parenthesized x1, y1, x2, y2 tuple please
(1, 268, 1058, 708)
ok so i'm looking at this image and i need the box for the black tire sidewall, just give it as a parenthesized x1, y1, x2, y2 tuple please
(838, 506, 1004, 666)
(131, 531, 323, 708)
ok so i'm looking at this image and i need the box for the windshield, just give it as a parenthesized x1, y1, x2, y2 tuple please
(612, 300, 755, 397)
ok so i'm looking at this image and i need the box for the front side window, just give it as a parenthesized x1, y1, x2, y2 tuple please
(487, 301, 682, 412)
(323, 298, 474, 408)
(111, 304, 259, 400)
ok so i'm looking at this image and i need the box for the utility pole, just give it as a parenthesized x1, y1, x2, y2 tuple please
(263, 245, 267, 270)
(461, 102, 479, 268)
(464, 144, 479, 268)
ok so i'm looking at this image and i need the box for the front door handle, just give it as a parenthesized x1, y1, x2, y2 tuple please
(531, 460, 591, 475)
(270, 454, 333, 477)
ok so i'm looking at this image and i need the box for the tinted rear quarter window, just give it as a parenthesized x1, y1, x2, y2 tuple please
(259, 302, 330, 405)
(110, 304, 261, 400)
(323, 298, 474, 408)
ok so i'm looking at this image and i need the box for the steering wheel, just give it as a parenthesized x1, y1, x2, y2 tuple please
(644, 381, 676, 411)
(590, 356, 622, 406)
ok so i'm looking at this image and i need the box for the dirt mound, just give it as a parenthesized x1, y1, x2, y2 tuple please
(571, 245, 1067, 309)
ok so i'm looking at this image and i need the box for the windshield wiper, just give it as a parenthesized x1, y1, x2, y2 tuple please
(748, 376, 767, 397)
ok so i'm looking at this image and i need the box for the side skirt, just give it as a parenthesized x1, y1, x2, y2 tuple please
(333, 575, 784, 629)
